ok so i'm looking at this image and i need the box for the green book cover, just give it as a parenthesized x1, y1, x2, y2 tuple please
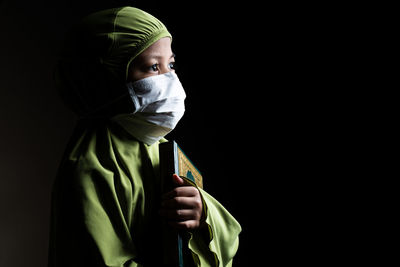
(159, 141, 203, 267)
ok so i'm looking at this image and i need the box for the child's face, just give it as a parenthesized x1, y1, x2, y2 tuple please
(128, 37, 176, 82)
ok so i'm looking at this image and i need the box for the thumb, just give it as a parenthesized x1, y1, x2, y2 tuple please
(172, 174, 185, 186)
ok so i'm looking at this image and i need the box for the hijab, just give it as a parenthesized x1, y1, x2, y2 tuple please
(55, 6, 172, 117)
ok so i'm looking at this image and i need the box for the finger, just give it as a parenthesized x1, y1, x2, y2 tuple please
(159, 209, 197, 221)
(161, 196, 198, 209)
(172, 174, 185, 186)
(162, 186, 199, 200)
(172, 174, 195, 187)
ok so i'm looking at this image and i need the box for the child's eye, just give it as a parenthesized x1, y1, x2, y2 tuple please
(150, 64, 159, 72)
(168, 62, 176, 70)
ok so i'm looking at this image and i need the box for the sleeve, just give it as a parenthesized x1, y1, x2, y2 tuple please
(48, 156, 142, 267)
(188, 188, 242, 267)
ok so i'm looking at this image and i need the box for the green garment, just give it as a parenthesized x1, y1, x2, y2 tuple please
(49, 6, 241, 266)
(48, 120, 241, 266)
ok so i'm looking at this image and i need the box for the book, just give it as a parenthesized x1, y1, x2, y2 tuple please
(159, 141, 203, 267)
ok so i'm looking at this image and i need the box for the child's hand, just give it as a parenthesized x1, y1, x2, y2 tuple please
(159, 174, 204, 230)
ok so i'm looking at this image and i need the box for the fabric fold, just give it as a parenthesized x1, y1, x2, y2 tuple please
(49, 121, 241, 266)
(184, 183, 242, 267)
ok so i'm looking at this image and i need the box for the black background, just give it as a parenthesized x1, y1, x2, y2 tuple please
(0, 0, 348, 266)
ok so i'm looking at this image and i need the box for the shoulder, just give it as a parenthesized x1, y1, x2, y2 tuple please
(59, 119, 164, 177)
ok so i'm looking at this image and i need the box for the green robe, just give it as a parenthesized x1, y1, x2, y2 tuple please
(48, 119, 241, 266)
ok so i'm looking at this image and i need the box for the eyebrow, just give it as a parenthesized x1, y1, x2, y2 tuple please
(148, 53, 176, 60)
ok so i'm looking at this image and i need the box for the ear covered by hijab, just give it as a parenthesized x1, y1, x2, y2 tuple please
(55, 6, 172, 117)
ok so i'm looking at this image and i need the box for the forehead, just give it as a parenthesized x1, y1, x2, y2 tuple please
(136, 37, 173, 60)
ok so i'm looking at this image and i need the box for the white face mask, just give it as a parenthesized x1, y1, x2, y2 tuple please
(111, 71, 186, 145)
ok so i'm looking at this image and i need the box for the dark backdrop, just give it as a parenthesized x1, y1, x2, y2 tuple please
(1, 1, 355, 266)
(0, 1, 275, 266)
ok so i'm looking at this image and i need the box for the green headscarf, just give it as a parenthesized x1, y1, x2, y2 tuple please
(55, 6, 172, 117)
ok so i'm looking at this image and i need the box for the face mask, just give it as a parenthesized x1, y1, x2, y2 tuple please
(111, 71, 186, 145)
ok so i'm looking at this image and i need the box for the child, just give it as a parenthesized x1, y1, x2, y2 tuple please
(48, 6, 241, 267)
